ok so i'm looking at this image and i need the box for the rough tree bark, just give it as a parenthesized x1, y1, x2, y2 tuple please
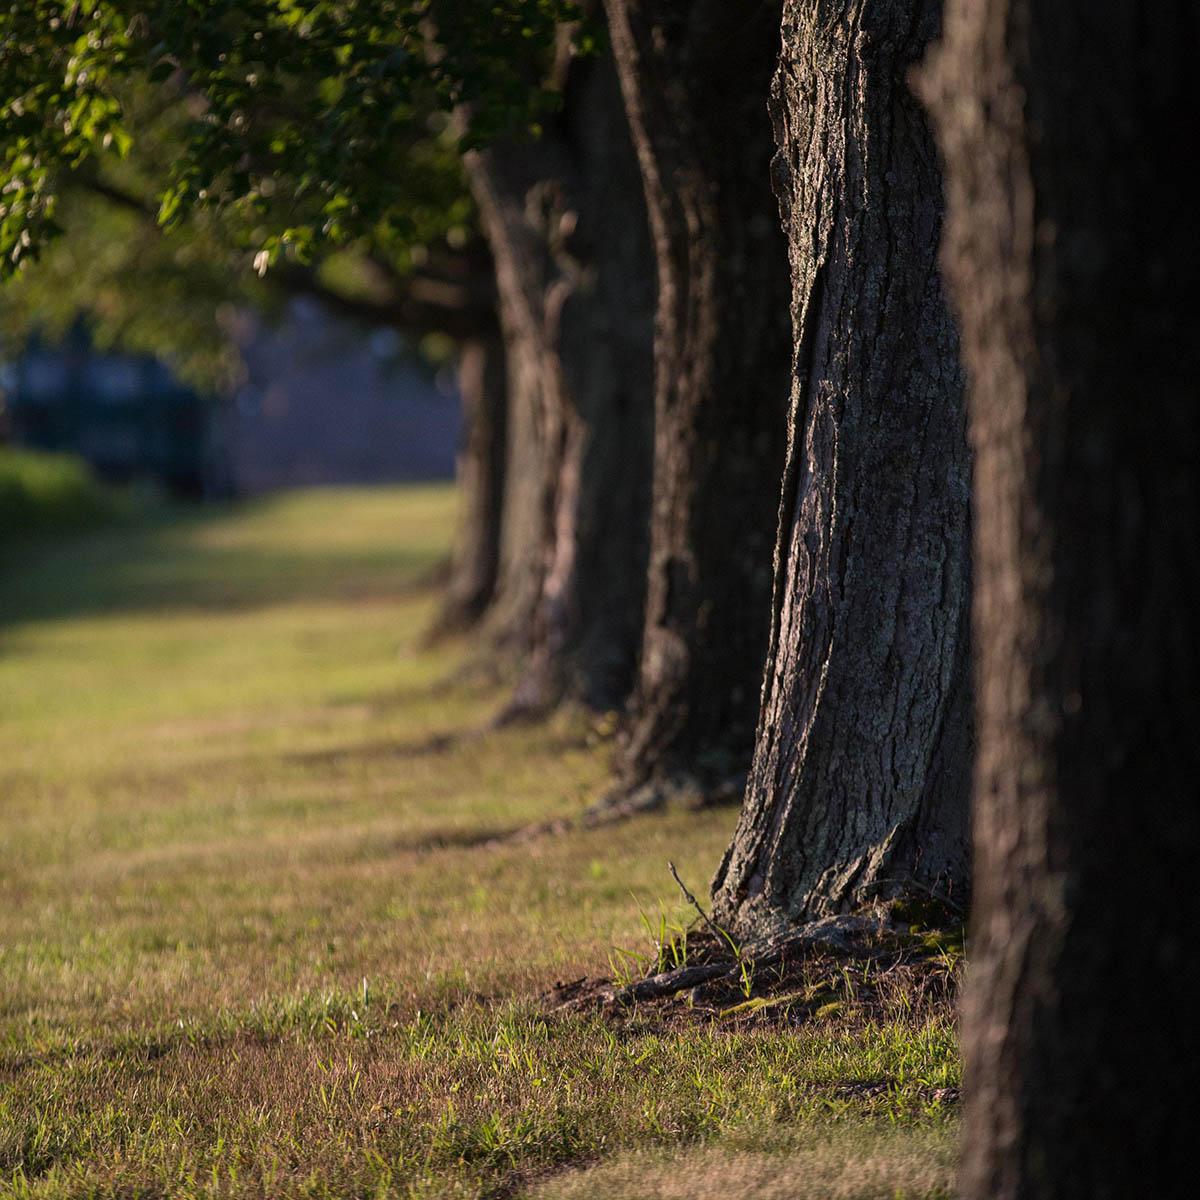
(433, 328, 508, 635)
(922, 3, 1199, 1196)
(466, 34, 655, 711)
(711, 0, 972, 935)
(603, 0, 791, 800)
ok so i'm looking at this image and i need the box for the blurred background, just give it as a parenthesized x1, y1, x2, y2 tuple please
(0, 43, 492, 538)
(1, 301, 459, 499)
(0, 202, 465, 524)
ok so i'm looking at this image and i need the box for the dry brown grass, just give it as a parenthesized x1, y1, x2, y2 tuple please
(533, 1127, 956, 1199)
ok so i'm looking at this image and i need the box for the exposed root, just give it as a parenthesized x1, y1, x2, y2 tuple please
(420, 594, 485, 647)
(489, 695, 556, 729)
(581, 771, 746, 827)
(580, 779, 667, 824)
(544, 907, 963, 1029)
(484, 772, 741, 848)
(484, 816, 575, 847)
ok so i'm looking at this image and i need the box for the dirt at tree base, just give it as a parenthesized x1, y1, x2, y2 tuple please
(542, 904, 962, 1042)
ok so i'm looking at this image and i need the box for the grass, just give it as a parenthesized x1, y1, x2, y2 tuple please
(0, 485, 959, 1198)
(0, 448, 129, 543)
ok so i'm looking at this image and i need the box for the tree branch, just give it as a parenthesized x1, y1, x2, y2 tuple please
(70, 170, 498, 343)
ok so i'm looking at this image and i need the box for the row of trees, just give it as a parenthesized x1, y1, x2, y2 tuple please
(2, 2, 1192, 1192)
(461, 0, 976, 932)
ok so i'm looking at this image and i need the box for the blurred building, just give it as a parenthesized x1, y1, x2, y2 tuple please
(3, 301, 459, 497)
(222, 299, 459, 494)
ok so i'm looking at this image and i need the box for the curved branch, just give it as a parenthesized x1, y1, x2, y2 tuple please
(70, 169, 498, 343)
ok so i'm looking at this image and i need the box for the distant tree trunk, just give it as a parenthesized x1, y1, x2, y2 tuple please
(274, 237, 507, 641)
(461, 199, 545, 657)
(711, 0, 972, 935)
(465, 37, 655, 712)
(603, 0, 791, 801)
(923, 3, 1199, 1197)
(433, 329, 507, 635)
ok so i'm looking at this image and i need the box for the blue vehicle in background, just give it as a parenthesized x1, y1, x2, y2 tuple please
(3, 321, 226, 498)
(2, 301, 461, 501)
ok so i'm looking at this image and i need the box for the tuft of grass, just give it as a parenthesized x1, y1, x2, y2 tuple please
(0, 484, 959, 1199)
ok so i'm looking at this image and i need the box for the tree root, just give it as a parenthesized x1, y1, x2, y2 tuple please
(580, 771, 746, 827)
(547, 910, 907, 1012)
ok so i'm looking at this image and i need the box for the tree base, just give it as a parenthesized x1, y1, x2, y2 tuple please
(581, 771, 745, 827)
(545, 903, 962, 1039)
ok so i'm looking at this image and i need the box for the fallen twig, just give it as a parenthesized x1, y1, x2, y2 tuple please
(667, 860, 736, 951)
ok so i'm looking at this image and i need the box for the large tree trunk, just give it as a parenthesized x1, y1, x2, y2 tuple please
(712, 0, 972, 936)
(603, 0, 791, 801)
(433, 328, 508, 635)
(923, 4, 1199, 1196)
(466, 38, 655, 712)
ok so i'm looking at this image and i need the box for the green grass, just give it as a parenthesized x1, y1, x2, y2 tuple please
(0, 485, 958, 1198)
(0, 447, 129, 543)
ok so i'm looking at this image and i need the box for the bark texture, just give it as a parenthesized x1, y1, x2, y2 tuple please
(434, 329, 508, 635)
(924, 3, 1200, 1196)
(713, 0, 972, 935)
(466, 38, 655, 710)
(604, 0, 791, 793)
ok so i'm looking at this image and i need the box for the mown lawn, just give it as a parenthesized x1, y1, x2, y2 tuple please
(0, 486, 958, 1199)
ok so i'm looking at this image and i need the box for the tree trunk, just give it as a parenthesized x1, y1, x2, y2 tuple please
(923, 4, 1199, 1196)
(433, 328, 507, 635)
(466, 38, 655, 712)
(711, 0, 972, 936)
(603, 0, 791, 799)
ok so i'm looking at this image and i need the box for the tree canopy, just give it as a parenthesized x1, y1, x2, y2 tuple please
(0, 1, 582, 277)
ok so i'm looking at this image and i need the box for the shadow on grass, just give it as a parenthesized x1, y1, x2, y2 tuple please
(284, 728, 465, 769)
(0, 494, 443, 630)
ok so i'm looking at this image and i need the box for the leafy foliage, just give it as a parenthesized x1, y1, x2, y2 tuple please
(0, 0, 580, 275)
(0, 181, 268, 386)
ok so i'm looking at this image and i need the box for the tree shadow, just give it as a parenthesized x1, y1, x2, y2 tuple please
(0, 498, 442, 631)
(284, 729, 465, 768)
